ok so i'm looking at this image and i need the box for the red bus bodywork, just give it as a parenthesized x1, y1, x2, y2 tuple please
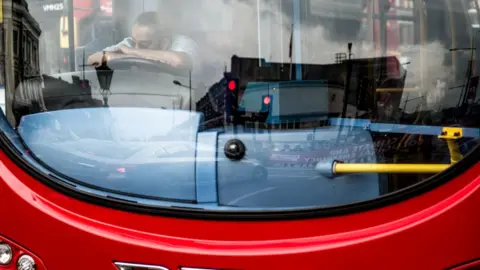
(0, 147, 479, 269)
(1, 0, 479, 269)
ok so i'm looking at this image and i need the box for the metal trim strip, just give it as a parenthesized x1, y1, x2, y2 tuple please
(195, 132, 219, 204)
(114, 262, 169, 270)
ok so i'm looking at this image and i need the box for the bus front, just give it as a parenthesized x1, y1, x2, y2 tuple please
(0, 0, 480, 269)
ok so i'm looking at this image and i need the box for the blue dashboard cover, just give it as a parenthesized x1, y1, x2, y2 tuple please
(17, 107, 381, 209)
(216, 128, 380, 209)
(18, 108, 201, 201)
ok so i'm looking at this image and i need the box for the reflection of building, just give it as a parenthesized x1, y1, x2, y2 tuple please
(196, 56, 323, 130)
(196, 55, 406, 130)
(196, 77, 227, 129)
(3, 0, 43, 125)
(230, 55, 293, 86)
(231, 55, 405, 114)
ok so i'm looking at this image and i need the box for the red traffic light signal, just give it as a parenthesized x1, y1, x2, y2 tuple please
(263, 95, 271, 105)
(227, 80, 237, 91)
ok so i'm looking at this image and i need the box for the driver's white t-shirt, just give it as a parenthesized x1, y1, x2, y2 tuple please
(103, 35, 198, 62)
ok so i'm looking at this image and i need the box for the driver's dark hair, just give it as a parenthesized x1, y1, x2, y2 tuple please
(134, 11, 160, 27)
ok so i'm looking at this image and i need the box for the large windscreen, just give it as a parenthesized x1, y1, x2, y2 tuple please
(0, 0, 479, 211)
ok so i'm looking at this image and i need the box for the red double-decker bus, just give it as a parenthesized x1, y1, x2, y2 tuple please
(0, 0, 479, 269)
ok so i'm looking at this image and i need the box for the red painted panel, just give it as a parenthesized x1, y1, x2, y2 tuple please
(0, 147, 479, 269)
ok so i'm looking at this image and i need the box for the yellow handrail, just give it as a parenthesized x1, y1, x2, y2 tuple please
(438, 127, 463, 163)
(315, 127, 465, 177)
(334, 163, 449, 174)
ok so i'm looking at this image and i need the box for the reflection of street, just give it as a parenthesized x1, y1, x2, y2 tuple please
(219, 167, 379, 208)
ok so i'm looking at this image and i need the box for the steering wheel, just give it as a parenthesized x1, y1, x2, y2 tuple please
(106, 56, 190, 77)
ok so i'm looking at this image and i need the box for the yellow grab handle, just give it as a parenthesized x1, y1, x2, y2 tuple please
(315, 161, 450, 177)
(334, 163, 450, 174)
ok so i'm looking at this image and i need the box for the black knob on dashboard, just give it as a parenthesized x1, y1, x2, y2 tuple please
(224, 139, 246, 161)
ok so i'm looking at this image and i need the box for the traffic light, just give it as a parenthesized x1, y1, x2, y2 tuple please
(261, 95, 273, 112)
(224, 74, 239, 122)
(227, 79, 237, 91)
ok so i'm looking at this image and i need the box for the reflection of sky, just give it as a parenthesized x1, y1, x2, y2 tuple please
(110, 108, 196, 141)
(19, 107, 200, 143)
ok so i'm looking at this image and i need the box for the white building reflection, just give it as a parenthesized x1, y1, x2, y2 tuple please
(2, 0, 43, 126)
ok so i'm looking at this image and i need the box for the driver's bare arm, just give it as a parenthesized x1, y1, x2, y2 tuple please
(119, 46, 192, 69)
(87, 51, 130, 66)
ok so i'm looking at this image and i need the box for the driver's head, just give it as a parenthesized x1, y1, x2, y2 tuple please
(131, 11, 160, 49)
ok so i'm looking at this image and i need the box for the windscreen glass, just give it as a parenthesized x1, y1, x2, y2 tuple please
(0, 0, 479, 209)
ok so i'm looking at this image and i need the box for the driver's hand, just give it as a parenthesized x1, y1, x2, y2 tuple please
(118, 45, 132, 55)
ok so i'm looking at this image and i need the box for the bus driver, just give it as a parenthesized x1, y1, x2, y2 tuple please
(88, 11, 198, 69)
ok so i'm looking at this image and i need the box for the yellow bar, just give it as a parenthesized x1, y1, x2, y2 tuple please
(438, 127, 463, 164)
(446, 140, 462, 163)
(334, 163, 450, 174)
